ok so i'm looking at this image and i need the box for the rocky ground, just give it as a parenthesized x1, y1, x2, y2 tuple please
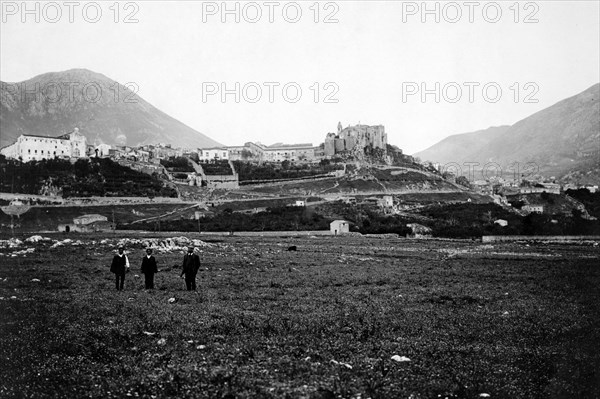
(0, 234, 599, 398)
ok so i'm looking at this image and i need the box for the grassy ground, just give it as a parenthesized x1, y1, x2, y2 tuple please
(1, 235, 599, 398)
(0, 204, 197, 232)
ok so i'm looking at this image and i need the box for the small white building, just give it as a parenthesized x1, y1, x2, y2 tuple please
(492, 195, 509, 206)
(523, 204, 544, 214)
(94, 143, 112, 158)
(135, 150, 150, 163)
(330, 220, 349, 235)
(294, 200, 305, 207)
(378, 195, 394, 208)
(494, 219, 508, 227)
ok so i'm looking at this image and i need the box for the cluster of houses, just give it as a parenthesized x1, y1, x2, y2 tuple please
(470, 176, 597, 197)
(1, 122, 396, 166)
(0, 129, 321, 167)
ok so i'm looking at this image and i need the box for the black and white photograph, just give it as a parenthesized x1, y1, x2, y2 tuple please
(0, 1, 599, 397)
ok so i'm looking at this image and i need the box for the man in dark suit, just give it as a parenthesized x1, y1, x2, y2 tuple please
(110, 246, 130, 290)
(180, 246, 201, 291)
(141, 248, 158, 289)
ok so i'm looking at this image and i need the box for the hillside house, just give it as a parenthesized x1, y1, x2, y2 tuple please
(378, 195, 394, 209)
(494, 219, 508, 227)
(523, 204, 544, 214)
(492, 195, 509, 206)
(330, 220, 349, 235)
(154, 144, 182, 159)
(199, 147, 229, 162)
(94, 143, 112, 158)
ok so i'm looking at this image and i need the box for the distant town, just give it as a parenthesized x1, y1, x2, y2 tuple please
(1, 122, 596, 203)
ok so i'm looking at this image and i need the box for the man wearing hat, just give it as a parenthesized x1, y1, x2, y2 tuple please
(141, 248, 158, 289)
(180, 246, 201, 291)
(110, 246, 130, 290)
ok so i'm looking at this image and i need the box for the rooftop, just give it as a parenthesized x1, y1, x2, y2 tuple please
(267, 143, 314, 150)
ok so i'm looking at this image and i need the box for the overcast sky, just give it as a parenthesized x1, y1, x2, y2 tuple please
(1, 1, 599, 154)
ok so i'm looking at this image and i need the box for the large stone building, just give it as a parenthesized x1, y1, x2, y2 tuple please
(324, 122, 388, 157)
(0, 128, 88, 162)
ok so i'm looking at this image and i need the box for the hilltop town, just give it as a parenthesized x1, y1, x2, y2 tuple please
(1, 120, 598, 238)
(0, 121, 393, 164)
(0, 121, 412, 192)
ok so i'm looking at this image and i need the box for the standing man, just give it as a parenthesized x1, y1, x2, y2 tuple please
(110, 246, 130, 290)
(180, 246, 201, 291)
(141, 248, 158, 289)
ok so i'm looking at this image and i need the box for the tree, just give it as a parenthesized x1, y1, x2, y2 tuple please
(456, 176, 471, 188)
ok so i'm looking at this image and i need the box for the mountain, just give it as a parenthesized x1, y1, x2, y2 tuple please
(0, 69, 222, 149)
(414, 84, 600, 179)
(413, 125, 511, 165)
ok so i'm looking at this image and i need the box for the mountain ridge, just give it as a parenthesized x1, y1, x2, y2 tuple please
(414, 84, 600, 179)
(0, 68, 222, 149)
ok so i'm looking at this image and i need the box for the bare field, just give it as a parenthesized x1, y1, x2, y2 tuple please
(1, 235, 599, 398)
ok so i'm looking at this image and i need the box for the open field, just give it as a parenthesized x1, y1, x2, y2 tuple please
(1, 234, 599, 398)
(0, 204, 203, 232)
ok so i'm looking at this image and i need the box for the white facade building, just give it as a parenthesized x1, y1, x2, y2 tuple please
(523, 204, 544, 213)
(94, 143, 112, 158)
(263, 143, 315, 162)
(199, 148, 229, 162)
(0, 128, 87, 162)
(330, 220, 350, 235)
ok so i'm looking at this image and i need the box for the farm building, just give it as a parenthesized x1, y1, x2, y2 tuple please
(378, 195, 394, 208)
(494, 219, 508, 227)
(330, 220, 349, 235)
(59, 214, 112, 233)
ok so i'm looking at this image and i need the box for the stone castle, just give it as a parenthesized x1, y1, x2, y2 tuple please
(324, 122, 387, 157)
